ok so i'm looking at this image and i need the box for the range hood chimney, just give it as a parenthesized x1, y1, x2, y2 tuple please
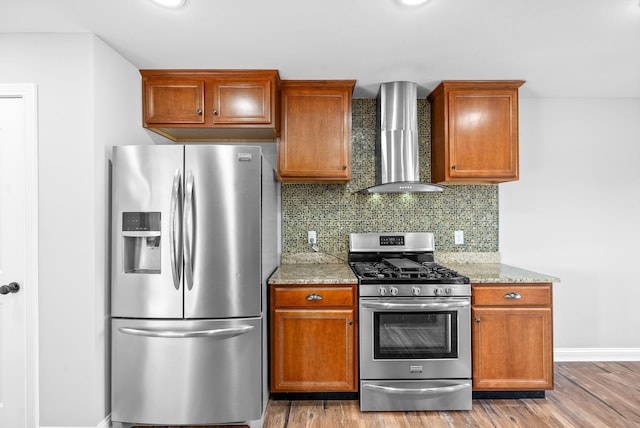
(359, 81, 443, 194)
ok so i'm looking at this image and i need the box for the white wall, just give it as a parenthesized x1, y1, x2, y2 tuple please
(499, 97, 640, 356)
(0, 33, 152, 426)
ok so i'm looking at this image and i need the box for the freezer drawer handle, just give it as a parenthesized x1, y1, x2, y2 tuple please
(118, 325, 254, 339)
(361, 382, 471, 396)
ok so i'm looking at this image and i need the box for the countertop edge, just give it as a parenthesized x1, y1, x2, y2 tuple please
(268, 262, 560, 285)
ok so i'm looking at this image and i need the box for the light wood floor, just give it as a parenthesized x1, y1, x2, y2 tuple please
(139, 361, 640, 428)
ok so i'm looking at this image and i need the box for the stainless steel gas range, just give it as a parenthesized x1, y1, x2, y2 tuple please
(349, 232, 472, 412)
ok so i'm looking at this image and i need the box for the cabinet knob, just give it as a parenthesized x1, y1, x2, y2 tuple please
(474, 318, 481, 323)
(348, 320, 353, 326)
(196, 109, 203, 115)
(343, 165, 348, 170)
(306, 293, 323, 301)
(504, 292, 522, 300)
(451, 164, 457, 170)
(212, 109, 218, 115)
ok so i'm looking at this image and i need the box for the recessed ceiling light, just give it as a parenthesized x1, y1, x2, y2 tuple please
(149, 0, 186, 8)
(396, 0, 431, 6)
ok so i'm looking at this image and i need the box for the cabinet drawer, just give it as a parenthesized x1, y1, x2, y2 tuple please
(472, 284, 551, 306)
(273, 286, 355, 308)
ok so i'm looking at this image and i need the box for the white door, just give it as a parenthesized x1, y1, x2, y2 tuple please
(0, 85, 38, 428)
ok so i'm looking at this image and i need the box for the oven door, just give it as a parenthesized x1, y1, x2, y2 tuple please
(359, 297, 471, 380)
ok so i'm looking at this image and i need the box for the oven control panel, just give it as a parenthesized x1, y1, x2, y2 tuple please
(362, 284, 471, 298)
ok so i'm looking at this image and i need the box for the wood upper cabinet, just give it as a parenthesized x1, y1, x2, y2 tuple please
(427, 81, 525, 183)
(141, 69, 280, 141)
(270, 284, 358, 393)
(472, 283, 554, 391)
(277, 80, 355, 183)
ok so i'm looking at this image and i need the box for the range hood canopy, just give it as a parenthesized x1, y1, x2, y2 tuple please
(359, 81, 443, 194)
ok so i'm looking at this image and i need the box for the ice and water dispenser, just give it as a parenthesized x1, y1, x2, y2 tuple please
(122, 212, 161, 274)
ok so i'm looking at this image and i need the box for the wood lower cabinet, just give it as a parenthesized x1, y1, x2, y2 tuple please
(277, 80, 355, 183)
(472, 283, 554, 391)
(141, 69, 280, 141)
(270, 284, 358, 393)
(427, 80, 524, 184)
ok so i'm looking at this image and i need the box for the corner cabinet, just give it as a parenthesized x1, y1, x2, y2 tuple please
(270, 284, 358, 393)
(141, 69, 280, 141)
(277, 80, 355, 183)
(472, 283, 554, 392)
(427, 80, 525, 184)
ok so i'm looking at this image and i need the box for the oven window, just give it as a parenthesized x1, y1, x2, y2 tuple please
(373, 311, 458, 359)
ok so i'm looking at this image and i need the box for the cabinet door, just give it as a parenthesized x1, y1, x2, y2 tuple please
(472, 306, 553, 390)
(447, 89, 519, 181)
(278, 81, 354, 182)
(143, 78, 205, 124)
(271, 308, 357, 392)
(208, 78, 272, 125)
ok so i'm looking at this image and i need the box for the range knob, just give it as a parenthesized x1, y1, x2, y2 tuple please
(411, 286, 421, 296)
(434, 287, 444, 296)
(377, 286, 388, 296)
(445, 287, 453, 295)
(389, 286, 399, 296)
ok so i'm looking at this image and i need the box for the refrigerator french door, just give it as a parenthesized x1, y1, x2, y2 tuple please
(111, 144, 278, 427)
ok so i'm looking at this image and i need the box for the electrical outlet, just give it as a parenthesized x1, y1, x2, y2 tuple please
(308, 230, 317, 245)
(454, 230, 464, 245)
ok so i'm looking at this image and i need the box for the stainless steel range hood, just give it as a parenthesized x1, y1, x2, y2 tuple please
(359, 81, 443, 194)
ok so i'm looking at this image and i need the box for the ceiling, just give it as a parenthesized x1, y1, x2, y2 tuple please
(2, 0, 639, 98)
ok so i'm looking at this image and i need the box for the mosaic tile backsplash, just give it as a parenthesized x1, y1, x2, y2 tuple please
(281, 98, 499, 255)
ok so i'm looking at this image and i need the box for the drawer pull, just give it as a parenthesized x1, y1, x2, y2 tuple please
(306, 293, 323, 301)
(504, 292, 522, 300)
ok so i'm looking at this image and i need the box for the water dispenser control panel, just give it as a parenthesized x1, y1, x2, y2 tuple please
(122, 212, 161, 274)
(123, 212, 161, 232)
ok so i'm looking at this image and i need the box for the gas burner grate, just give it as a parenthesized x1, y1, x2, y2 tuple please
(351, 259, 468, 282)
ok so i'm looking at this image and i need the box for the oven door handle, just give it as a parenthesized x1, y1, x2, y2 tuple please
(362, 382, 471, 396)
(360, 300, 470, 311)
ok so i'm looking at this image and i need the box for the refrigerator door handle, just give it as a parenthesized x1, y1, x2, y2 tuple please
(183, 170, 195, 290)
(169, 168, 183, 290)
(117, 325, 254, 339)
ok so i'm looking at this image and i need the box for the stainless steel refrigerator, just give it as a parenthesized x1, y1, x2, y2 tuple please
(110, 144, 280, 427)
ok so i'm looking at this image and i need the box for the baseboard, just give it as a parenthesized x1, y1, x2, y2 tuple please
(40, 414, 110, 428)
(554, 348, 640, 361)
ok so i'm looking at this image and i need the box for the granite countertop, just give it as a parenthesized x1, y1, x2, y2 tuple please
(268, 253, 560, 285)
(446, 263, 560, 284)
(268, 263, 358, 285)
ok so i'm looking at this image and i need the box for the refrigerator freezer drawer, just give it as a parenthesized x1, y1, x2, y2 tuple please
(112, 317, 262, 425)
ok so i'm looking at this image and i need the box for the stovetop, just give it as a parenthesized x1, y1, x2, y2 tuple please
(350, 258, 470, 285)
(348, 232, 471, 297)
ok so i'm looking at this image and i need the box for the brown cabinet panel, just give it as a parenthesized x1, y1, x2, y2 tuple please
(472, 307, 553, 390)
(144, 79, 205, 124)
(273, 286, 355, 308)
(471, 282, 553, 391)
(473, 284, 551, 306)
(278, 80, 355, 183)
(270, 284, 358, 393)
(209, 79, 272, 125)
(271, 309, 356, 392)
(140, 70, 280, 141)
(428, 81, 524, 183)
